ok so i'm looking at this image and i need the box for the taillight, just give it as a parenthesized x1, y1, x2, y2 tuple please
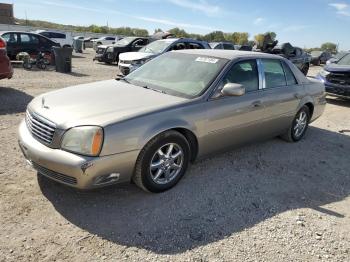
(0, 38, 6, 49)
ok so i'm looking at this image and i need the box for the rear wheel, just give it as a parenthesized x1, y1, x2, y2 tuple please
(281, 106, 310, 142)
(133, 131, 190, 193)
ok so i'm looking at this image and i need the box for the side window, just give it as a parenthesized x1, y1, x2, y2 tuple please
(223, 43, 235, 50)
(20, 34, 39, 44)
(187, 42, 204, 49)
(222, 60, 259, 92)
(261, 59, 287, 88)
(2, 33, 17, 43)
(295, 48, 302, 56)
(51, 33, 66, 39)
(282, 62, 297, 85)
(214, 44, 223, 49)
(39, 32, 50, 38)
(170, 42, 186, 51)
(106, 37, 115, 41)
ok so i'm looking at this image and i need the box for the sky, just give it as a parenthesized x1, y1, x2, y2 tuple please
(6, 0, 350, 50)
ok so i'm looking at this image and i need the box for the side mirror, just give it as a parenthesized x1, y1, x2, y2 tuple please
(221, 83, 245, 96)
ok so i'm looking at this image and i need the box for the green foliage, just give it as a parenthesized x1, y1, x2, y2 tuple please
(320, 42, 337, 53)
(15, 18, 149, 36)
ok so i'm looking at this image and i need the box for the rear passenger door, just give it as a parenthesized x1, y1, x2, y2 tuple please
(19, 33, 39, 56)
(258, 59, 303, 135)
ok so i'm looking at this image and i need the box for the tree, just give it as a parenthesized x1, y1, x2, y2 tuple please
(203, 31, 226, 42)
(154, 28, 163, 33)
(168, 28, 190, 38)
(321, 42, 337, 53)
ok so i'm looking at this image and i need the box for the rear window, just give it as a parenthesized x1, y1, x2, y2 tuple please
(262, 59, 287, 88)
(2, 33, 17, 43)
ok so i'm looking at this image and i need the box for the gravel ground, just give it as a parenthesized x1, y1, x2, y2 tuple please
(0, 50, 349, 262)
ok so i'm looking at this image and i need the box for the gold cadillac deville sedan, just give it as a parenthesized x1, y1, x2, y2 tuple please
(18, 50, 326, 192)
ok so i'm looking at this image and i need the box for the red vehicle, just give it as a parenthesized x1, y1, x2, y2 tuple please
(0, 37, 13, 80)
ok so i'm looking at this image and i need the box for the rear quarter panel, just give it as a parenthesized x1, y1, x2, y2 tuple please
(303, 78, 326, 122)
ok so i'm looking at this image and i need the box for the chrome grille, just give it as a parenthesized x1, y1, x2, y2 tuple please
(327, 72, 350, 86)
(97, 47, 106, 54)
(120, 60, 132, 64)
(26, 110, 56, 144)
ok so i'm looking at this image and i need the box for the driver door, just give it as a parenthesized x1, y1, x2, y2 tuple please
(201, 59, 267, 155)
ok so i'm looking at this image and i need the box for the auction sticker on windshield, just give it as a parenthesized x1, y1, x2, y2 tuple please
(195, 57, 219, 64)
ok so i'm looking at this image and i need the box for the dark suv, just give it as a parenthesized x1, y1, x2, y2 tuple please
(0, 31, 60, 59)
(93, 37, 150, 64)
(317, 53, 350, 99)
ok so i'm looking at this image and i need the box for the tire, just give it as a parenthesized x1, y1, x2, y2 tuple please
(301, 63, 309, 76)
(316, 59, 321, 66)
(133, 130, 191, 193)
(281, 106, 310, 142)
(23, 62, 32, 69)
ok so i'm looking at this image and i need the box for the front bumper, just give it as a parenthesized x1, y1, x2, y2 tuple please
(118, 63, 140, 76)
(317, 75, 350, 98)
(18, 120, 139, 189)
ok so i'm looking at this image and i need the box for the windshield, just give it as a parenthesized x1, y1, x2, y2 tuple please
(311, 51, 322, 56)
(334, 52, 346, 59)
(337, 53, 350, 65)
(115, 37, 137, 46)
(139, 40, 176, 54)
(124, 52, 228, 98)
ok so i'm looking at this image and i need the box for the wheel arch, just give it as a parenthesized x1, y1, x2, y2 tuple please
(140, 121, 199, 162)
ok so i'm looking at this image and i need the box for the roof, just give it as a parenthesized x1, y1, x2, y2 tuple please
(175, 49, 284, 60)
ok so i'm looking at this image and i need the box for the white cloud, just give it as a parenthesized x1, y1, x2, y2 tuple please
(329, 3, 350, 16)
(168, 0, 222, 16)
(39, 1, 216, 31)
(253, 17, 265, 26)
(134, 16, 216, 31)
(329, 3, 348, 10)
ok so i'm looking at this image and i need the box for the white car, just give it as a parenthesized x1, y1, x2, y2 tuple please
(92, 36, 122, 50)
(34, 30, 73, 48)
(118, 38, 210, 75)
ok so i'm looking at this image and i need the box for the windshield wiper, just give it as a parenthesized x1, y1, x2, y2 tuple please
(117, 77, 131, 83)
(142, 85, 166, 94)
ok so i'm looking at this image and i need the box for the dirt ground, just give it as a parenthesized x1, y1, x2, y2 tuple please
(0, 50, 349, 262)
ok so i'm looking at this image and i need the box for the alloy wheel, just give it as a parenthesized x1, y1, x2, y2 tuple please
(150, 143, 184, 185)
(294, 111, 308, 138)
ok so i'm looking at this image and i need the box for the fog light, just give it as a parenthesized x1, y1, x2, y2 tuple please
(94, 173, 120, 185)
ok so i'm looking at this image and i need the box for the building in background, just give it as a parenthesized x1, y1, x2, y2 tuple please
(0, 3, 15, 24)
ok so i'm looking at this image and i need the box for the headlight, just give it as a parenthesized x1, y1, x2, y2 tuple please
(319, 69, 330, 77)
(61, 126, 104, 156)
(132, 58, 150, 66)
(107, 47, 114, 52)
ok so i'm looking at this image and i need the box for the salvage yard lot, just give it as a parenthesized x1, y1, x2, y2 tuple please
(0, 49, 349, 261)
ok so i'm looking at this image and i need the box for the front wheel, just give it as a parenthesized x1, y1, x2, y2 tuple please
(281, 106, 310, 142)
(133, 131, 190, 193)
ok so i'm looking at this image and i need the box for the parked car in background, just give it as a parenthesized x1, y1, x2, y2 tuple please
(94, 37, 150, 64)
(18, 50, 325, 192)
(317, 52, 350, 99)
(326, 51, 348, 65)
(310, 51, 332, 66)
(119, 38, 210, 75)
(0, 31, 60, 60)
(33, 30, 73, 48)
(0, 37, 13, 80)
(210, 42, 236, 50)
(92, 36, 122, 50)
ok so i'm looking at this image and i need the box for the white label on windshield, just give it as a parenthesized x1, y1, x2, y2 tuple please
(195, 57, 219, 64)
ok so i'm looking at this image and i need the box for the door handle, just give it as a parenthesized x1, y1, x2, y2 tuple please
(251, 101, 262, 108)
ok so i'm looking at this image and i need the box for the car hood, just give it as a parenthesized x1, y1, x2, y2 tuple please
(28, 80, 187, 128)
(119, 52, 155, 61)
(324, 64, 350, 73)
